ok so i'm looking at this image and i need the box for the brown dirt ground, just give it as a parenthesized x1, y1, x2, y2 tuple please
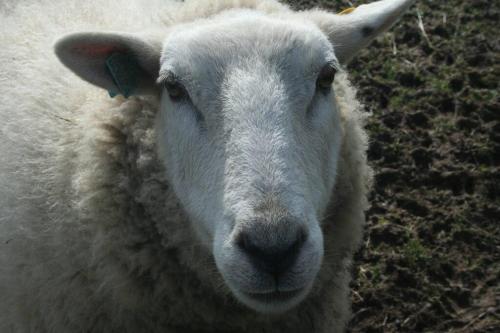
(282, 0, 499, 332)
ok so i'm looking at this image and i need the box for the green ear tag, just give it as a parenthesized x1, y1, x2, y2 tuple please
(106, 53, 140, 98)
(108, 90, 118, 98)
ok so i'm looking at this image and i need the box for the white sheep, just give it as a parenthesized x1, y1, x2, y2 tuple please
(0, 0, 414, 332)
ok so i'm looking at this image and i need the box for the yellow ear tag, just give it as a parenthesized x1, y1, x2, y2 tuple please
(338, 7, 356, 15)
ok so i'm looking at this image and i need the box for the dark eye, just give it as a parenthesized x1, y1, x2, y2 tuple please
(316, 64, 337, 92)
(164, 78, 188, 101)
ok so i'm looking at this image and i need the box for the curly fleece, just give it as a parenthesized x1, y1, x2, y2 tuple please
(0, 0, 372, 332)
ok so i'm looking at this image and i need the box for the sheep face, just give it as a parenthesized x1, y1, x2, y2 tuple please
(54, 0, 414, 315)
(156, 15, 341, 313)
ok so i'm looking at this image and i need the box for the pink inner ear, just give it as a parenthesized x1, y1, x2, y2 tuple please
(72, 44, 127, 57)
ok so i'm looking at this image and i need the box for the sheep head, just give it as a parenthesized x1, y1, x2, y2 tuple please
(55, 0, 413, 315)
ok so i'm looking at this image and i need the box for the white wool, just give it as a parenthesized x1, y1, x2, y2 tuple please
(0, 0, 414, 331)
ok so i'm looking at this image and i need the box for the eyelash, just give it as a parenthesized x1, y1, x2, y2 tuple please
(316, 64, 337, 93)
(164, 79, 189, 102)
(161, 76, 206, 123)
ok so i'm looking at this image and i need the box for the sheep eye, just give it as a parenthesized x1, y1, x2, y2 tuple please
(164, 79, 187, 101)
(316, 64, 337, 91)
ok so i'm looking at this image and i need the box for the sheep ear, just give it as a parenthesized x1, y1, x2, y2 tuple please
(305, 0, 415, 64)
(55, 32, 161, 97)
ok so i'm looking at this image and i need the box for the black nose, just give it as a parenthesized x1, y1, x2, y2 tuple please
(237, 223, 307, 276)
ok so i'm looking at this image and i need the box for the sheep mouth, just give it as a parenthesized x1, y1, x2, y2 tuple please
(243, 289, 303, 303)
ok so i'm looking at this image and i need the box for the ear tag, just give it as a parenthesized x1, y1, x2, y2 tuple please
(108, 90, 118, 98)
(105, 53, 140, 98)
(338, 7, 356, 15)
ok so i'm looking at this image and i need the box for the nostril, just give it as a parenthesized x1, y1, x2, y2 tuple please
(237, 228, 307, 276)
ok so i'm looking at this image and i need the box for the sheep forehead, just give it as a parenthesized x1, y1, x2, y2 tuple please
(160, 13, 335, 83)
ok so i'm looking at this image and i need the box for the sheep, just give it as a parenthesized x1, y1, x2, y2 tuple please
(0, 0, 414, 332)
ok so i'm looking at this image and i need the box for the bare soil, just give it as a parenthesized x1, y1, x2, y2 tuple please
(283, 0, 500, 331)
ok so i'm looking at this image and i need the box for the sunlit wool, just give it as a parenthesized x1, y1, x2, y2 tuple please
(0, 0, 412, 332)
